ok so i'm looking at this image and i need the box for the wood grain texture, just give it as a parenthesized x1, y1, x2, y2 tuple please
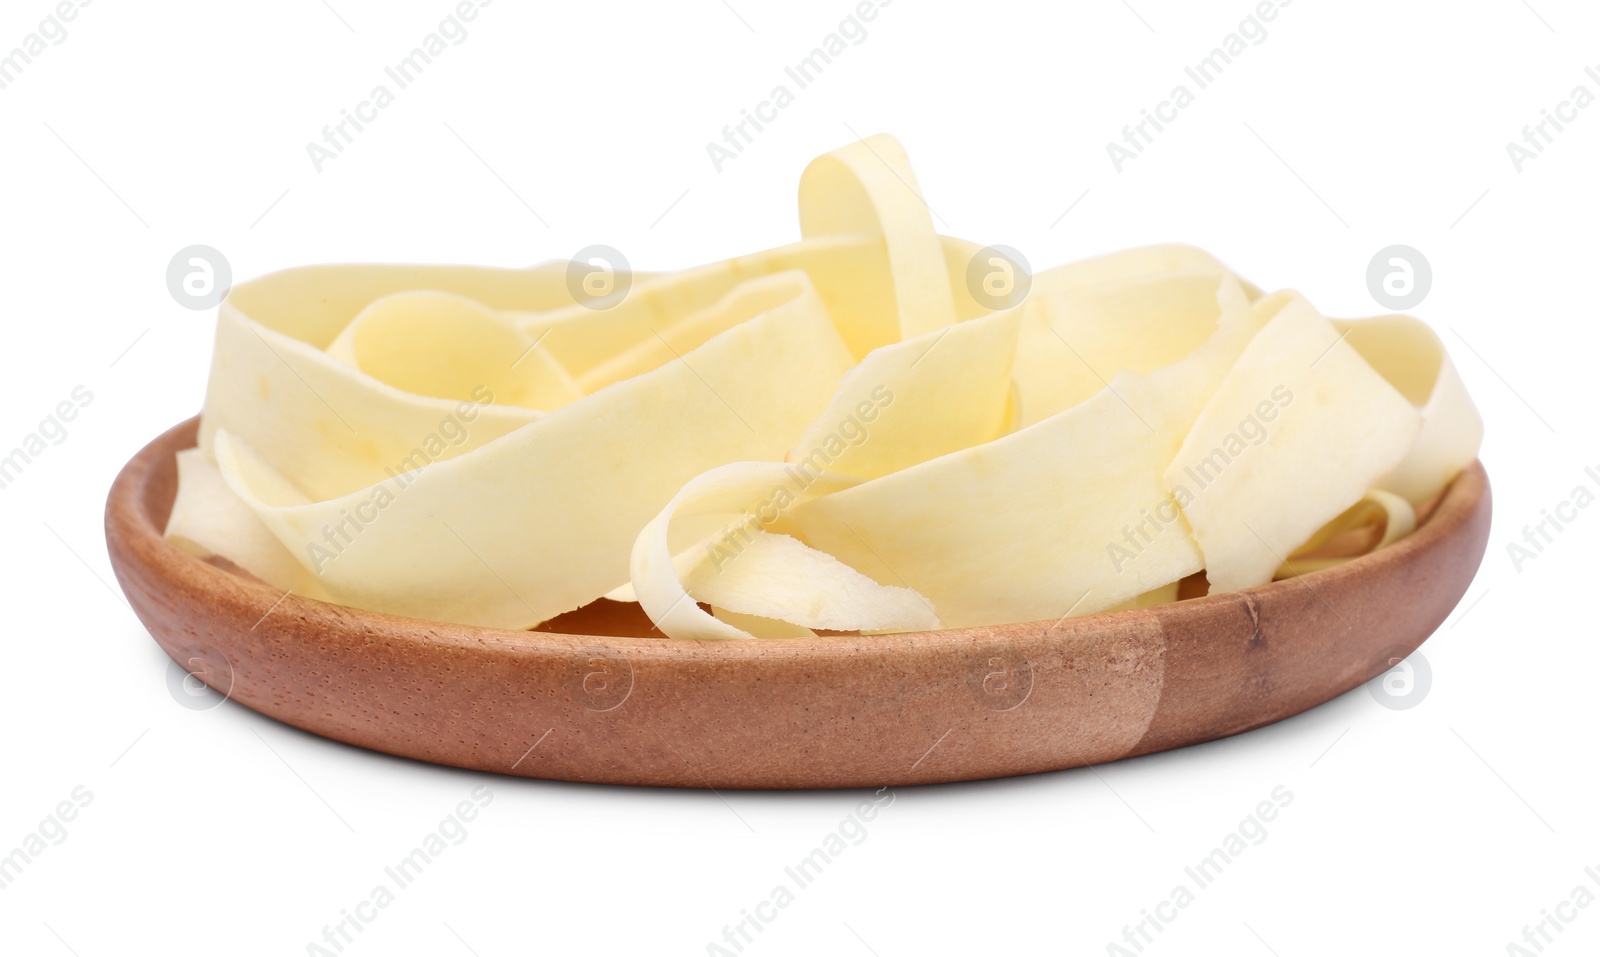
(106, 418, 1491, 789)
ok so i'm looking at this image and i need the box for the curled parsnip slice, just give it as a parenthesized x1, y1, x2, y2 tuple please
(1330, 314, 1485, 507)
(164, 448, 332, 601)
(711, 607, 817, 639)
(1276, 489, 1417, 578)
(631, 462, 939, 641)
(203, 273, 547, 502)
(326, 290, 581, 410)
(600, 303, 1021, 602)
(522, 133, 965, 376)
(788, 308, 1022, 482)
(630, 310, 1025, 639)
(211, 272, 856, 629)
(1165, 296, 1423, 594)
(1103, 581, 1184, 612)
(572, 253, 891, 394)
(1011, 268, 1250, 427)
(789, 274, 1263, 627)
(1028, 243, 1261, 301)
(798, 134, 957, 352)
(521, 232, 977, 385)
(518, 236, 898, 383)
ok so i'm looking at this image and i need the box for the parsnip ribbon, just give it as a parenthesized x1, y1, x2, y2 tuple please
(167, 134, 1483, 639)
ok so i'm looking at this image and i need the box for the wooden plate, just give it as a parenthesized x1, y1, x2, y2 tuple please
(106, 418, 1491, 789)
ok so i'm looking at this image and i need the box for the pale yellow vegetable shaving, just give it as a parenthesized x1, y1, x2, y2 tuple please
(212, 272, 854, 629)
(165, 134, 1482, 640)
(788, 273, 1264, 631)
(1164, 296, 1422, 594)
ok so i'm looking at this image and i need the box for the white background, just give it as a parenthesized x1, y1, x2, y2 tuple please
(2, 0, 1596, 954)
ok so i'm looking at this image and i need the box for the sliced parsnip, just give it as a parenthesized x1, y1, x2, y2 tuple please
(1103, 580, 1184, 612)
(1276, 489, 1416, 578)
(574, 265, 854, 393)
(787, 309, 1022, 482)
(798, 134, 957, 351)
(711, 607, 817, 639)
(523, 236, 895, 384)
(523, 131, 964, 376)
(1165, 297, 1423, 594)
(164, 447, 332, 601)
(630, 462, 938, 640)
(213, 272, 856, 629)
(203, 290, 542, 502)
(1331, 315, 1485, 506)
(172, 137, 1005, 630)
(168, 134, 1482, 639)
(202, 131, 961, 503)
(791, 275, 1263, 627)
(1011, 269, 1244, 427)
(628, 310, 1025, 639)
(326, 290, 580, 410)
(1027, 243, 1257, 301)
(696, 532, 939, 632)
